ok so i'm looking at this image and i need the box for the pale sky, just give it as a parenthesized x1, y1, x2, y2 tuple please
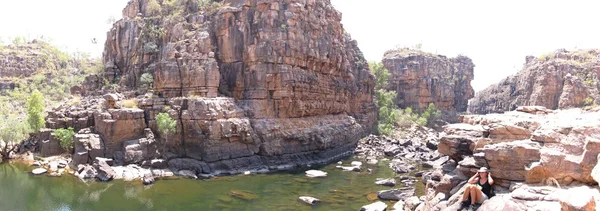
(1, 0, 600, 91)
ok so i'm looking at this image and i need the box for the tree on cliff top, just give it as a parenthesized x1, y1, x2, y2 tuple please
(27, 90, 45, 133)
(156, 112, 177, 154)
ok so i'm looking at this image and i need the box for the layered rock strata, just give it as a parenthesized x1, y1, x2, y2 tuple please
(439, 106, 600, 185)
(381, 48, 475, 113)
(469, 49, 600, 114)
(45, 0, 376, 175)
(415, 106, 600, 210)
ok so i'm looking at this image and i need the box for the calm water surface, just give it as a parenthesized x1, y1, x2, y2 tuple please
(0, 157, 423, 211)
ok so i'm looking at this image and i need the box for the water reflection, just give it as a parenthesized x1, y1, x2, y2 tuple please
(0, 158, 410, 211)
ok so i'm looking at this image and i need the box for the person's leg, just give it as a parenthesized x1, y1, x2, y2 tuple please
(473, 186, 484, 204)
(469, 186, 480, 204)
(462, 185, 473, 201)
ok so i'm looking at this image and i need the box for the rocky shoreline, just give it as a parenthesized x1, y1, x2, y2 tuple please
(16, 106, 600, 211)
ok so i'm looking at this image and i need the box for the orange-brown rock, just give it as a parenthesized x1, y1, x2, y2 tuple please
(94, 108, 147, 156)
(381, 48, 474, 114)
(86, 0, 376, 174)
(439, 106, 600, 184)
(469, 49, 600, 114)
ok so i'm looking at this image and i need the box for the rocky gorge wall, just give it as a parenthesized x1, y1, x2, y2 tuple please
(412, 106, 600, 210)
(43, 0, 376, 176)
(469, 49, 600, 114)
(381, 48, 475, 114)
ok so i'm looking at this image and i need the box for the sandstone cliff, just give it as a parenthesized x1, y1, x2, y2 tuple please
(381, 48, 474, 114)
(439, 106, 600, 185)
(469, 49, 600, 114)
(45, 0, 376, 175)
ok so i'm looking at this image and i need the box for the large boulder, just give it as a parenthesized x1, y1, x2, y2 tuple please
(94, 109, 146, 157)
(478, 140, 541, 181)
(123, 128, 158, 164)
(40, 132, 65, 157)
(72, 128, 105, 165)
(94, 160, 115, 182)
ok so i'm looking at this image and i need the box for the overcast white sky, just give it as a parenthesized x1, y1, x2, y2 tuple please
(1, 0, 600, 91)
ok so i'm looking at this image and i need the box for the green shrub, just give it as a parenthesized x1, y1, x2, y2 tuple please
(156, 112, 177, 153)
(143, 42, 159, 53)
(27, 90, 45, 132)
(140, 73, 154, 90)
(424, 103, 441, 126)
(54, 127, 75, 152)
(369, 62, 391, 90)
(582, 97, 594, 106)
(415, 117, 427, 127)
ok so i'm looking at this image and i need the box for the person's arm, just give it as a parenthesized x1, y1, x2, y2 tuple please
(488, 172, 494, 185)
(467, 172, 479, 184)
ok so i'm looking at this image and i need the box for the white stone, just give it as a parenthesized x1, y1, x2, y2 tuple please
(299, 196, 320, 205)
(32, 168, 47, 175)
(361, 201, 387, 211)
(351, 161, 363, 167)
(305, 170, 327, 178)
(392, 200, 405, 211)
(48, 162, 58, 172)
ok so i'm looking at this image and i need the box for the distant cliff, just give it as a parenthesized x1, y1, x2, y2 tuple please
(382, 48, 474, 114)
(469, 49, 600, 114)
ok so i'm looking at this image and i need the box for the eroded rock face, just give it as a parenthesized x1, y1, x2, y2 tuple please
(469, 49, 600, 114)
(80, 0, 376, 174)
(439, 106, 600, 184)
(382, 48, 475, 114)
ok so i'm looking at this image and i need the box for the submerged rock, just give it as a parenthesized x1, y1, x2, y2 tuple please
(229, 190, 258, 201)
(336, 166, 361, 172)
(298, 196, 320, 205)
(360, 201, 387, 211)
(375, 178, 396, 187)
(177, 170, 198, 179)
(142, 173, 154, 185)
(378, 187, 415, 201)
(305, 170, 327, 178)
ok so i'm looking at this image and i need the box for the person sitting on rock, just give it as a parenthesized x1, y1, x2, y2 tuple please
(461, 167, 494, 207)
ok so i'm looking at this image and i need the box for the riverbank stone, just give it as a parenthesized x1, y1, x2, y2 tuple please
(305, 170, 327, 178)
(378, 187, 416, 201)
(32, 168, 47, 175)
(361, 201, 387, 211)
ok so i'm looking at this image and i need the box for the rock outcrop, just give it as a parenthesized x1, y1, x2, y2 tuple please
(382, 48, 475, 114)
(440, 106, 600, 184)
(469, 49, 600, 114)
(418, 106, 600, 210)
(46, 0, 376, 176)
(0, 40, 67, 79)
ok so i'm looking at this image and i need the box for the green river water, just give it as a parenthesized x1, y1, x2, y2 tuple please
(0, 157, 424, 211)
